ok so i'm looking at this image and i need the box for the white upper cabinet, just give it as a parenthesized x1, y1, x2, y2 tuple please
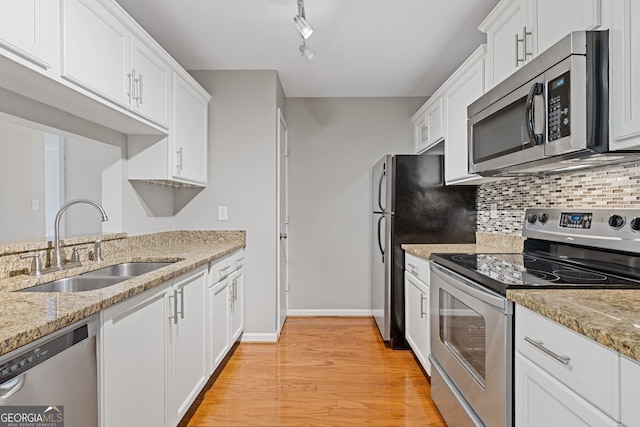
(480, 0, 527, 89)
(480, 0, 602, 89)
(611, 0, 640, 150)
(0, 0, 52, 69)
(61, 0, 171, 128)
(130, 37, 171, 128)
(61, 0, 131, 107)
(443, 46, 486, 185)
(527, 0, 602, 55)
(411, 96, 445, 154)
(171, 73, 208, 185)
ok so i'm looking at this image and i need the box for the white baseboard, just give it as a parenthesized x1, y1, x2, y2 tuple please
(286, 309, 372, 317)
(241, 332, 278, 343)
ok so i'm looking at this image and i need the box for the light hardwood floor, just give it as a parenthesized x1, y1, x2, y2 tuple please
(184, 317, 446, 426)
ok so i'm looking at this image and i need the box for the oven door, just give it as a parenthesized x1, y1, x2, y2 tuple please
(468, 73, 546, 175)
(430, 263, 513, 427)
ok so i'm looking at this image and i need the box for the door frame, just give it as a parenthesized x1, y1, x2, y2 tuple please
(276, 108, 289, 338)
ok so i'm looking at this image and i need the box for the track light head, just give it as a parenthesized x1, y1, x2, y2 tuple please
(294, 15, 313, 39)
(299, 43, 314, 60)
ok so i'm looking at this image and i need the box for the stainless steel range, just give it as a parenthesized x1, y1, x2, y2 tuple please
(429, 208, 640, 427)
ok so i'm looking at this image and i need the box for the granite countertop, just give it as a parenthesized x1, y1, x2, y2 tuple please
(508, 289, 640, 363)
(0, 230, 245, 357)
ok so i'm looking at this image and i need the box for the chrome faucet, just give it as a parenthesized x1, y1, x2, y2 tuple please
(48, 199, 109, 271)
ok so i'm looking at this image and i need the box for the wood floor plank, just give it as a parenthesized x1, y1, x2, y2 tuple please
(184, 317, 446, 426)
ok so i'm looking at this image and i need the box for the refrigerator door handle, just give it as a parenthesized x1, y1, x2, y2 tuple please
(377, 215, 385, 262)
(377, 169, 386, 213)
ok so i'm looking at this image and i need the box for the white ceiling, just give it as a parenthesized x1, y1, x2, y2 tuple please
(116, 0, 499, 98)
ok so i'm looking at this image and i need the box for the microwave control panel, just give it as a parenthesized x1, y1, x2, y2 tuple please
(547, 72, 571, 142)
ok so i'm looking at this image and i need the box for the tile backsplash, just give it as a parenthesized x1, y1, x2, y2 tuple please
(477, 162, 640, 235)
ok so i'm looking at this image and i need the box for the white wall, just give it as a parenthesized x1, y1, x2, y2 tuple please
(285, 97, 425, 314)
(175, 70, 282, 340)
(0, 120, 45, 241)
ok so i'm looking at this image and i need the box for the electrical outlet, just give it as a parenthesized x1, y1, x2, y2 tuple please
(218, 206, 228, 221)
(31, 200, 39, 211)
(490, 203, 498, 219)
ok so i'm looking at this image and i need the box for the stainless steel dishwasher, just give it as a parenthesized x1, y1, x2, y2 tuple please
(0, 315, 98, 427)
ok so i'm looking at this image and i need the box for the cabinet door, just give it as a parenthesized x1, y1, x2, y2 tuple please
(209, 278, 230, 374)
(425, 98, 444, 146)
(230, 267, 244, 343)
(100, 281, 171, 427)
(171, 73, 208, 185)
(444, 48, 485, 184)
(130, 37, 171, 128)
(170, 266, 208, 425)
(483, 0, 527, 88)
(528, 0, 601, 55)
(611, 0, 640, 149)
(515, 353, 618, 427)
(404, 272, 430, 375)
(621, 356, 640, 427)
(413, 113, 427, 153)
(61, 0, 130, 107)
(0, 0, 52, 68)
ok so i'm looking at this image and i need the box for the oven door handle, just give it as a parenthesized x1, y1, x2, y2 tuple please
(431, 263, 508, 312)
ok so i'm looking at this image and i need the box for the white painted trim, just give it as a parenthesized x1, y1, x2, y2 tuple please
(241, 333, 278, 343)
(287, 309, 372, 317)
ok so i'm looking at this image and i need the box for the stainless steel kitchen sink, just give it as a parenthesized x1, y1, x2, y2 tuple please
(80, 262, 173, 277)
(19, 276, 133, 292)
(18, 262, 174, 292)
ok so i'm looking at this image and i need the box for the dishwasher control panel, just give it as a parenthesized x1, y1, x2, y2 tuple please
(0, 324, 88, 385)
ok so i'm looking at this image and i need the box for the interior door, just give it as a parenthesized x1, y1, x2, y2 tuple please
(276, 109, 289, 338)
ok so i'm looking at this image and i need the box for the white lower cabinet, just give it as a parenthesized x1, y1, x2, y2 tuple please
(208, 249, 245, 374)
(100, 280, 171, 427)
(404, 253, 430, 376)
(169, 266, 208, 426)
(515, 305, 620, 426)
(621, 356, 640, 427)
(99, 265, 208, 427)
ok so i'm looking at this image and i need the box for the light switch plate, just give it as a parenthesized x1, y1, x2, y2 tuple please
(218, 206, 228, 221)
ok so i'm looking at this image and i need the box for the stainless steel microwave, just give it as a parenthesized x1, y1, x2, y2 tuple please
(468, 30, 640, 177)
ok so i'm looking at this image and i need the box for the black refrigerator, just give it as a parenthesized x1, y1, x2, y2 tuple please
(371, 154, 476, 349)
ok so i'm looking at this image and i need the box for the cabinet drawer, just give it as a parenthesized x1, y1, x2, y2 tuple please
(229, 249, 245, 272)
(405, 253, 430, 285)
(208, 256, 231, 284)
(515, 305, 620, 419)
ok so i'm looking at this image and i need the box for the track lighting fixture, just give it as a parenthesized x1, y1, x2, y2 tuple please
(294, 15, 313, 40)
(294, 0, 315, 59)
(299, 42, 314, 60)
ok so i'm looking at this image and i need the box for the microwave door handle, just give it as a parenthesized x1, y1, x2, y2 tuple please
(526, 82, 544, 146)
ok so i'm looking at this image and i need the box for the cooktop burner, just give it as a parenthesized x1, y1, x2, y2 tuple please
(431, 252, 640, 295)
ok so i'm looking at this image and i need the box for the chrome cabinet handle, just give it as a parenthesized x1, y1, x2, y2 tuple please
(127, 69, 135, 101)
(177, 287, 184, 320)
(279, 233, 287, 239)
(516, 27, 533, 67)
(419, 294, 426, 318)
(524, 336, 571, 365)
(137, 73, 143, 105)
(176, 147, 183, 173)
(169, 290, 178, 324)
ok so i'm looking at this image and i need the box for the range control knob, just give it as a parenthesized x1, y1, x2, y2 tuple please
(539, 213, 549, 224)
(608, 214, 626, 229)
(630, 218, 640, 232)
(527, 214, 537, 224)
